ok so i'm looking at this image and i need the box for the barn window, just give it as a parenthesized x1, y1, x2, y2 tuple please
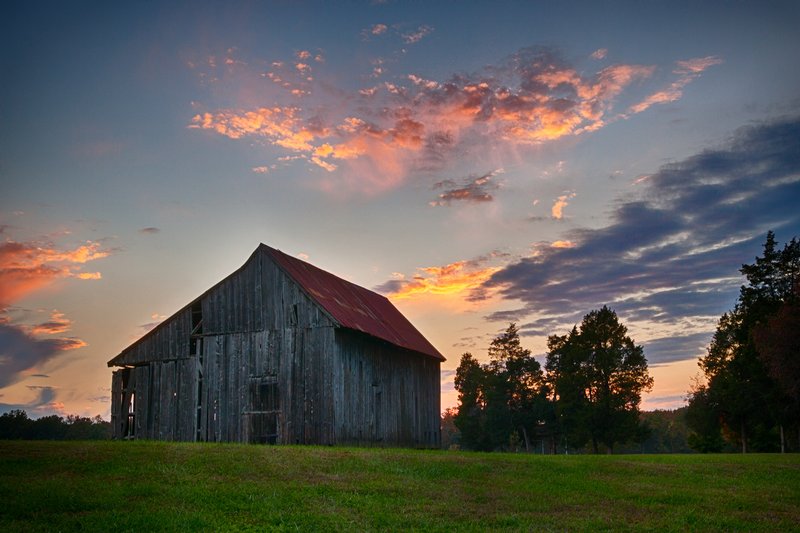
(190, 301, 203, 355)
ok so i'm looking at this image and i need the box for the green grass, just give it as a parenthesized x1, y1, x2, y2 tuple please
(1, 441, 799, 531)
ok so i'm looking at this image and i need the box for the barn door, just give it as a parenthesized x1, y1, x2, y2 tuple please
(247, 375, 280, 444)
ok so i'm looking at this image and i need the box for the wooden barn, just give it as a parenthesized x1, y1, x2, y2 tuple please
(108, 244, 444, 447)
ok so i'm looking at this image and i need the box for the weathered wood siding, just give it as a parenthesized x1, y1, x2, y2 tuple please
(333, 329, 441, 447)
(109, 307, 192, 366)
(109, 247, 441, 447)
(111, 249, 338, 443)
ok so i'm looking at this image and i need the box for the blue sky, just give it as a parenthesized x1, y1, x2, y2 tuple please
(2, 1, 799, 417)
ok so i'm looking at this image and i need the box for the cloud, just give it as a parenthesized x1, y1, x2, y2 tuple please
(402, 25, 434, 44)
(0, 385, 65, 417)
(628, 56, 722, 115)
(0, 234, 101, 388)
(138, 227, 160, 235)
(483, 116, 800, 364)
(30, 311, 72, 335)
(375, 255, 503, 301)
(190, 46, 712, 196)
(0, 323, 86, 389)
(642, 332, 713, 366)
(591, 48, 608, 60)
(0, 239, 108, 307)
(138, 313, 167, 334)
(430, 169, 503, 206)
(551, 191, 576, 219)
(371, 24, 387, 35)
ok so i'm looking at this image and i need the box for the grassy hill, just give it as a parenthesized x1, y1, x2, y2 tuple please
(2, 441, 798, 531)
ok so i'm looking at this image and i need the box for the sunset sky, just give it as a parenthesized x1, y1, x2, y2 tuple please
(2, 1, 800, 418)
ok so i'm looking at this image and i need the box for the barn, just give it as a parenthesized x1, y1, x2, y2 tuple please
(108, 244, 443, 447)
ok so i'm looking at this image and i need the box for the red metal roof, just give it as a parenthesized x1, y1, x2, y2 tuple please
(263, 245, 444, 361)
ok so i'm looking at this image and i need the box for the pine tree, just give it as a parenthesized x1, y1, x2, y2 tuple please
(688, 232, 800, 452)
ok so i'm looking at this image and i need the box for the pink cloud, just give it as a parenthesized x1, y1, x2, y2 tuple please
(0, 232, 100, 388)
(402, 25, 434, 44)
(629, 56, 722, 115)
(0, 239, 109, 307)
(189, 47, 710, 196)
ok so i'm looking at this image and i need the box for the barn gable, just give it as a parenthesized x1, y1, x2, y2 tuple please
(107, 245, 442, 447)
(262, 245, 444, 361)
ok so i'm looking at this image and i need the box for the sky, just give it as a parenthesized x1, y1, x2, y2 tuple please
(2, 1, 800, 419)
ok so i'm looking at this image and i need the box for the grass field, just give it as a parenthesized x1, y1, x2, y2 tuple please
(1, 441, 799, 531)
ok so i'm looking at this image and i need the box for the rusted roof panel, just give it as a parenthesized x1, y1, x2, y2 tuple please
(263, 245, 444, 361)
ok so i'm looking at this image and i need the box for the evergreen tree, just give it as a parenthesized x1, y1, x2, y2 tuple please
(454, 352, 491, 451)
(687, 232, 800, 452)
(486, 323, 545, 451)
(454, 324, 545, 451)
(546, 306, 653, 453)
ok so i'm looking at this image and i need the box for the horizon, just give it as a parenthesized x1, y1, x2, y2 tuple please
(2, 1, 799, 419)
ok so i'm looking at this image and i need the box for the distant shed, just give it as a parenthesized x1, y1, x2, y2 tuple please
(108, 244, 443, 447)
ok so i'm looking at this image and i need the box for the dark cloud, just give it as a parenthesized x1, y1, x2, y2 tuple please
(372, 278, 404, 295)
(0, 385, 58, 416)
(0, 323, 86, 388)
(138, 227, 161, 235)
(642, 332, 713, 366)
(430, 170, 502, 206)
(484, 116, 800, 364)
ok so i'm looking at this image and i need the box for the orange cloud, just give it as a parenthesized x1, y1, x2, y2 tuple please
(0, 234, 100, 388)
(385, 261, 501, 300)
(551, 240, 576, 249)
(0, 239, 108, 308)
(30, 311, 72, 335)
(551, 192, 576, 219)
(189, 47, 706, 196)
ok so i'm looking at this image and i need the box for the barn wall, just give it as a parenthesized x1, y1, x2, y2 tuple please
(109, 307, 192, 366)
(333, 329, 441, 448)
(200, 326, 336, 444)
(110, 249, 338, 443)
(108, 247, 439, 447)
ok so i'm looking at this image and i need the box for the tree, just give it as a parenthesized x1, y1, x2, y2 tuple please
(0, 410, 111, 440)
(687, 232, 799, 453)
(454, 324, 546, 451)
(486, 323, 545, 451)
(440, 408, 460, 450)
(752, 288, 800, 452)
(454, 352, 491, 451)
(546, 306, 653, 453)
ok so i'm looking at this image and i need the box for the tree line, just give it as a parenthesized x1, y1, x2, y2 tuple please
(454, 306, 654, 453)
(687, 232, 799, 453)
(450, 232, 798, 454)
(0, 410, 110, 440)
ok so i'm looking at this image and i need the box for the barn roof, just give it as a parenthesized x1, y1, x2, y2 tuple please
(261, 245, 444, 361)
